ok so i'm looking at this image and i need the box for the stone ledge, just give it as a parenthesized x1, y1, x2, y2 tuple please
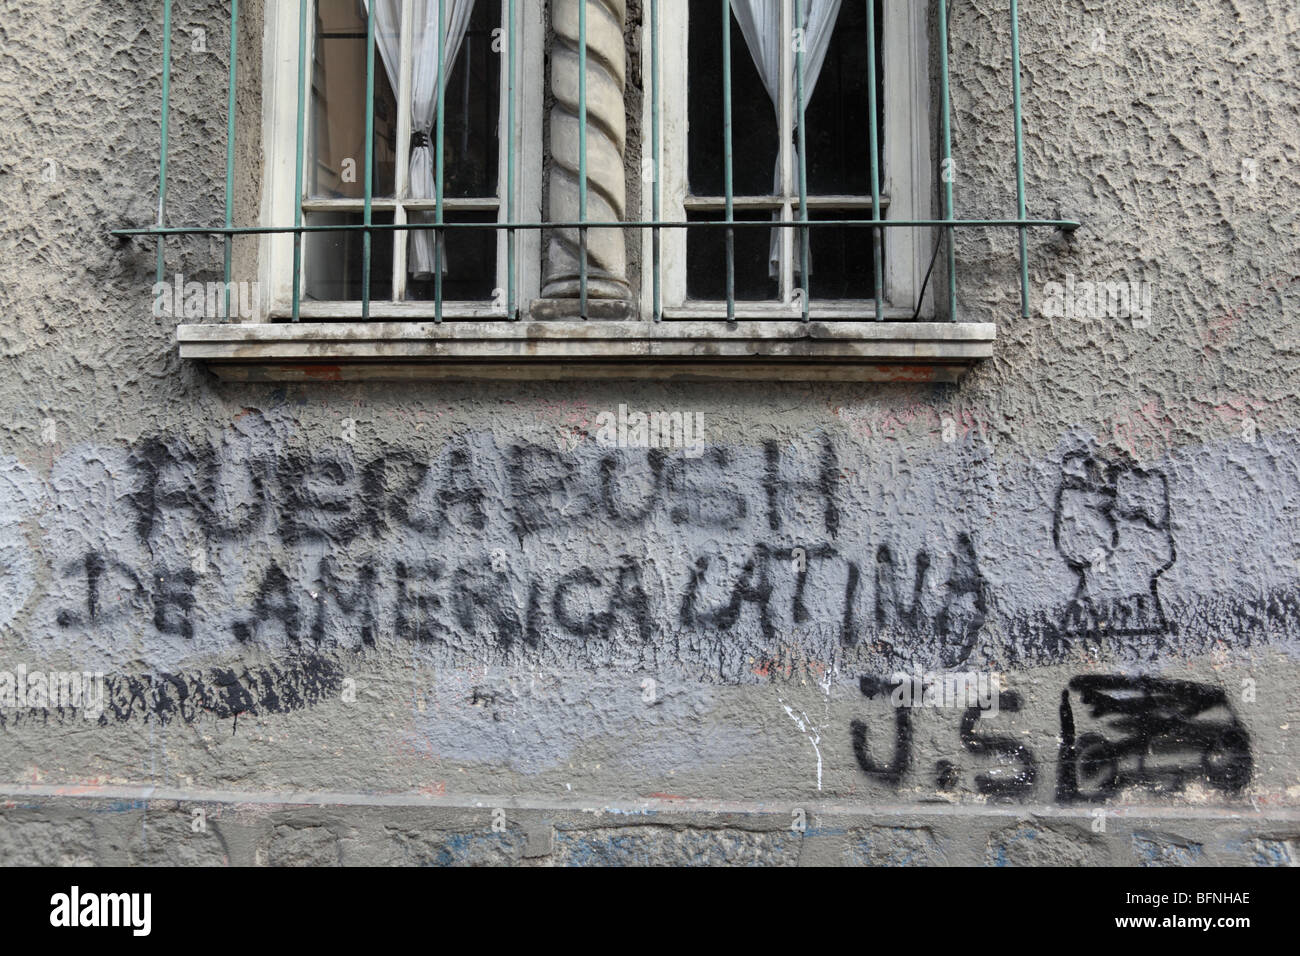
(176, 320, 996, 383)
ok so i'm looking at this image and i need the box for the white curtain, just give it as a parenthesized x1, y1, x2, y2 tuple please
(729, 0, 842, 277)
(366, 0, 477, 278)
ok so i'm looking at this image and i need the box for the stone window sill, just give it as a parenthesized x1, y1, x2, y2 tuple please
(176, 320, 995, 383)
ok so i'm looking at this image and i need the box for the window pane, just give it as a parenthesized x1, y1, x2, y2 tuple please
(683, 2, 887, 303)
(687, 3, 883, 200)
(688, 10, 779, 198)
(304, 212, 394, 303)
(441, 0, 502, 199)
(686, 210, 781, 302)
(404, 210, 499, 303)
(803, 0, 883, 196)
(796, 208, 882, 300)
(309, 0, 398, 199)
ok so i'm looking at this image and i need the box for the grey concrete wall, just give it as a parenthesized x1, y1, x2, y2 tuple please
(0, 0, 1296, 865)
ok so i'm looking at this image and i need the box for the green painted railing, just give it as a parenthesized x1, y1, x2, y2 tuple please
(120, 0, 1081, 325)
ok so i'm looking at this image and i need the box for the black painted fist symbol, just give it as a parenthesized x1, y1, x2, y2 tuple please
(1054, 453, 1175, 636)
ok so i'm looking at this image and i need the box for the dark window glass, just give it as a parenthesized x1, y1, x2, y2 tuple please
(805, 208, 880, 300)
(688, 11, 779, 198)
(804, 1, 882, 196)
(686, 210, 780, 302)
(688, 2, 883, 200)
(405, 211, 499, 303)
(685, 2, 885, 300)
(304, 211, 394, 303)
(442, 0, 502, 199)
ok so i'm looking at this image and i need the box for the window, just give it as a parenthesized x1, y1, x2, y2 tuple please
(259, 0, 544, 320)
(144, 1, 1075, 380)
(651, 0, 933, 320)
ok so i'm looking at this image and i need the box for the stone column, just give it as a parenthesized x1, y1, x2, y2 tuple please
(542, 0, 631, 304)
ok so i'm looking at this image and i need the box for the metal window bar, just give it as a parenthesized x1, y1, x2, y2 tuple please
(434, 0, 447, 323)
(936, 0, 957, 319)
(777, 0, 793, 309)
(578, 0, 590, 319)
(292, 0, 309, 321)
(124, 1, 1079, 327)
(223, 0, 238, 321)
(794, 0, 810, 322)
(507, 0, 518, 319)
(1009, 0, 1030, 319)
(393, 0, 415, 303)
(650, 0, 662, 322)
(721, 0, 735, 322)
(361, 2, 376, 320)
(154, 0, 173, 285)
(865, 0, 883, 316)
(127, 218, 1078, 235)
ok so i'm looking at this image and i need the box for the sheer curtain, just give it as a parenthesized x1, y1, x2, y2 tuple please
(365, 0, 477, 279)
(729, 0, 842, 277)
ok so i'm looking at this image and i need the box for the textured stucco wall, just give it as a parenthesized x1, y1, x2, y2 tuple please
(0, 0, 1297, 865)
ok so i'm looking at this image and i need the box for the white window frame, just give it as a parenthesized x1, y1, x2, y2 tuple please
(257, 0, 545, 322)
(644, 0, 933, 321)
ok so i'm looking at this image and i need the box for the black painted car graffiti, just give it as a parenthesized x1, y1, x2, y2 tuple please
(1057, 675, 1252, 801)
